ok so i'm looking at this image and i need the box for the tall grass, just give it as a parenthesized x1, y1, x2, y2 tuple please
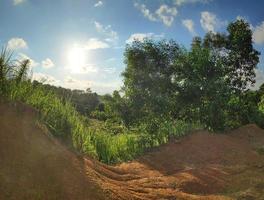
(0, 49, 13, 95)
(84, 119, 201, 163)
(7, 81, 97, 155)
(0, 49, 200, 164)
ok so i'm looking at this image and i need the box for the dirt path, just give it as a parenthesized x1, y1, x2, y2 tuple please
(1, 101, 264, 200)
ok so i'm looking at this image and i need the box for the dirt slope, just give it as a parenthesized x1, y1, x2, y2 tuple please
(86, 126, 264, 200)
(1, 101, 264, 200)
(0, 101, 107, 200)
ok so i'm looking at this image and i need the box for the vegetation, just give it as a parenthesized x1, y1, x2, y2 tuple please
(32, 81, 100, 116)
(0, 49, 197, 163)
(121, 19, 260, 131)
(1, 19, 264, 163)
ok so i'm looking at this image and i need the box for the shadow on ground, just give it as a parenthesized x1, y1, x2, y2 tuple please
(1, 101, 264, 200)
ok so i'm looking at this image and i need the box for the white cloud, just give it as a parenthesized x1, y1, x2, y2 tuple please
(102, 67, 116, 74)
(200, 11, 226, 33)
(126, 33, 164, 43)
(155, 5, 177, 27)
(106, 57, 116, 62)
(32, 68, 121, 94)
(253, 21, 264, 45)
(66, 63, 99, 74)
(94, 21, 118, 42)
(64, 76, 122, 94)
(200, 11, 217, 32)
(182, 19, 196, 35)
(32, 74, 122, 94)
(174, 0, 212, 6)
(7, 38, 28, 50)
(250, 69, 264, 90)
(17, 53, 39, 68)
(113, 45, 125, 49)
(81, 38, 109, 50)
(236, 15, 246, 21)
(134, 3, 158, 22)
(63, 76, 92, 91)
(91, 80, 122, 94)
(64, 76, 89, 88)
(134, 3, 177, 27)
(13, 0, 26, 6)
(94, 1, 103, 7)
(41, 58, 55, 69)
(76, 65, 98, 74)
(83, 65, 98, 73)
(32, 73, 60, 85)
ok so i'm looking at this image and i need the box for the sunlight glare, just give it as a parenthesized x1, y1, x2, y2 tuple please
(67, 46, 86, 73)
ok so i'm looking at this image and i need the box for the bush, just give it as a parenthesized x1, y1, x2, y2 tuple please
(138, 116, 202, 148)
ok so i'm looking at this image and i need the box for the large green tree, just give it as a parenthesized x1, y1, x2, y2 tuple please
(202, 19, 260, 92)
(174, 20, 260, 130)
(122, 39, 181, 123)
(173, 43, 230, 130)
(122, 19, 260, 130)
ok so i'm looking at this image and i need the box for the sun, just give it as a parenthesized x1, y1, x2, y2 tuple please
(67, 46, 86, 73)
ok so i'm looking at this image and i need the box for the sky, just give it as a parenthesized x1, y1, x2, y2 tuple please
(1, 0, 264, 94)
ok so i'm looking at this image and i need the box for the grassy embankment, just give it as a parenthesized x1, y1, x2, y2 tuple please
(0, 49, 199, 163)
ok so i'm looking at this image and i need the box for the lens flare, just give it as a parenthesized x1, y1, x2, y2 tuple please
(67, 46, 86, 73)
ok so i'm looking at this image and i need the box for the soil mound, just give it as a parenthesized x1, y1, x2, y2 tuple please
(87, 125, 264, 200)
(0, 101, 106, 200)
(1, 101, 264, 200)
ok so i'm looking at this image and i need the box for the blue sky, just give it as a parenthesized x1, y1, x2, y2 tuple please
(1, 0, 264, 94)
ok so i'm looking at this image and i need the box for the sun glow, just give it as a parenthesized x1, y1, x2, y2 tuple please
(67, 46, 86, 73)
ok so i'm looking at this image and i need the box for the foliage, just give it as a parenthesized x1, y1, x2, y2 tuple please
(173, 44, 230, 130)
(226, 91, 264, 129)
(137, 116, 202, 148)
(123, 19, 261, 131)
(201, 20, 260, 92)
(123, 39, 180, 124)
(87, 118, 200, 163)
(1, 19, 263, 164)
(0, 49, 196, 164)
(0, 49, 15, 95)
(32, 81, 100, 116)
(91, 91, 132, 126)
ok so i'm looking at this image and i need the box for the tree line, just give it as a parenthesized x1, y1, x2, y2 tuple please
(92, 19, 264, 131)
(34, 20, 264, 133)
(2, 19, 264, 163)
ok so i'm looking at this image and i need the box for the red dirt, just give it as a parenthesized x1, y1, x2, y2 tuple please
(0, 101, 107, 200)
(1, 101, 264, 200)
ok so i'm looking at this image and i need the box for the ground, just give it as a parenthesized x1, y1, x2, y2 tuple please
(0, 101, 264, 200)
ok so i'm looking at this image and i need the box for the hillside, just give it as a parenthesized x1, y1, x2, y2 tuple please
(1, 101, 264, 199)
(0, 101, 107, 200)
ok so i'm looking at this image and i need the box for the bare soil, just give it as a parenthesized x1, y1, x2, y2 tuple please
(0, 101, 106, 200)
(1, 101, 264, 200)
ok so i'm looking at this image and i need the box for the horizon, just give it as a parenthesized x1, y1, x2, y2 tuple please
(1, 0, 264, 94)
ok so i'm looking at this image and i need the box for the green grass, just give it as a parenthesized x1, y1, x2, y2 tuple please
(87, 119, 200, 163)
(2, 81, 201, 163)
(256, 145, 264, 155)
(0, 49, 201, 164)
(6, 81, 97, 155)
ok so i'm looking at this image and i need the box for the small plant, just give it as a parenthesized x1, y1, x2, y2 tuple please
(256, 145, 264, 155)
